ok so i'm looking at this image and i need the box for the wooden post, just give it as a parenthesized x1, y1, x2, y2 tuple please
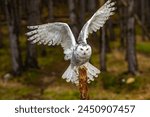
(78, 66, 89, 100)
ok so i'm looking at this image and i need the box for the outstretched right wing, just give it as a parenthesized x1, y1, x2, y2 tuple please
(26, 22, 76, 60)
(78, 0, 116, 44)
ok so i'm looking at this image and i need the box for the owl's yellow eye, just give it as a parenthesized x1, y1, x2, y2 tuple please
(86, 48, 89, 51)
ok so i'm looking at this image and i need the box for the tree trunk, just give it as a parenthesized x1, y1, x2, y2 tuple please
(146, 0, 150, 30)
(79, 0, 85, 28)
(48, 0, 54, 22)
(88, 0, 96, 13)
(25, 0, 41, 69)
(108, 20, 115, 41)
(79, 67, 89, 100)
(126, 0, 138, 75)
(5, 0, 22, 75)
(119, 2, 127, 48)
(100, 27, 107, 72)
(0, 0, 4, 48)
(0, 28, 3, 48)
(141, 0, 146, 40)
(105, 24, 111, 53)
(68, 0, 79, 38)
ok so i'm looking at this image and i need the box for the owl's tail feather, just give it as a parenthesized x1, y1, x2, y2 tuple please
(85, 62, 100, 83)
(62, 65, 79, 84)
(62, 63, 100, 85)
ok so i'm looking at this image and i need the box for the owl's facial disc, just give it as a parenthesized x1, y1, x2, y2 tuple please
(76, 44, 92, 58)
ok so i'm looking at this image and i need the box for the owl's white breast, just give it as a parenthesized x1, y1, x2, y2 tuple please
(72, 44, 92, 66)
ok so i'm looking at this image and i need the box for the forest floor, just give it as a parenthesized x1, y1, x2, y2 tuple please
(0, 31, 150, 100)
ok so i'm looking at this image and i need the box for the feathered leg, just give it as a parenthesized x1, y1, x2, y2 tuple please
(62, 62, 100, 85)
(84, 62, 100, 83)
(62, 65, 79, 84)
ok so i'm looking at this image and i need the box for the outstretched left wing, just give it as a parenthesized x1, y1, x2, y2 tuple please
(78, 0, 116, 44)
(26, 22, 76, 60)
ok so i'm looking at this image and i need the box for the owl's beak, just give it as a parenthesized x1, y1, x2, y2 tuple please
(83, 52, 86, 55)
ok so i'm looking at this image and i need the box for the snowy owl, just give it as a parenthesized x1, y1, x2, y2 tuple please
(26, 0, 116, 85)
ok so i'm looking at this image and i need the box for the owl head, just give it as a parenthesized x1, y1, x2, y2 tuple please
(76, 44, 92, 59)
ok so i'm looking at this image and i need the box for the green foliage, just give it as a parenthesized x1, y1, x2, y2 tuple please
(0, 85, 37, 99)
(136, 42, 150, 54)
(116, 75, 142, 92)
(136, 25, 142, 35)
(21, 70, 41, 86)
(101, 72, 116, 90)
(0, 43, 11, 76)
(101, 72, 142, 93)
(44, 90, 79, 100)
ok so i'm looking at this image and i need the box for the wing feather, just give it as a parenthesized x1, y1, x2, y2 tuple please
(26, 22, 76, 60)
(78, 0, 116, 44)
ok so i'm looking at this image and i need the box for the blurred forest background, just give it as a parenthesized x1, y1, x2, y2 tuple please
(0, 0, 150, 100)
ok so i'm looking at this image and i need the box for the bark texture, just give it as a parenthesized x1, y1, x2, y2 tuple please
(25, 0, 41, 69)
(126, 0, 138, 74)
(5, 0, 22, 75)
(79, 67, 89, 100)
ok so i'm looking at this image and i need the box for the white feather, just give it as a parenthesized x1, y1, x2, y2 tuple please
(85, 62, 100, 82)
(78, 0, 116, 44)
(26, 22, 76, 60)
(62, 65, 78, 84)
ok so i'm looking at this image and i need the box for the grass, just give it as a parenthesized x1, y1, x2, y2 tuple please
(136, 42, 150, 54)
